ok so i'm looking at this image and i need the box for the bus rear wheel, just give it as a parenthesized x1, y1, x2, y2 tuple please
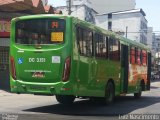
(55, 95, 75, 105)
(104, 82, 115, 105)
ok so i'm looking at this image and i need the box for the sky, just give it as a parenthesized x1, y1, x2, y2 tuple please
(48, 0, 160, 32)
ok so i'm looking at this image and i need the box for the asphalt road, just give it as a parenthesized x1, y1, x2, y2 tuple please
(0, 81, 160, 120)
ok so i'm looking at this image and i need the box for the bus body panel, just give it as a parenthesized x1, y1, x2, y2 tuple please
(14, 46, 65, 83)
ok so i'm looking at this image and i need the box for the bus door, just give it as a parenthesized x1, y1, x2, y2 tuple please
(121, 44, 129, 93)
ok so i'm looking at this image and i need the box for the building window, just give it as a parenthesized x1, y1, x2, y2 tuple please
(157, 48, 159, 52)
(0, 47, 9, 70)
(156, 38, 160, 41)
(108, 22, 112, 30)
(108, 13, 112, 19)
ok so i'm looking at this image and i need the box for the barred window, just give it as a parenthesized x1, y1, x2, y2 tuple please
(0, 47, 9, 70)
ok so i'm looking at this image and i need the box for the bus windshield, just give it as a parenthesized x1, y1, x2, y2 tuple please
(15, 19, 65, 45)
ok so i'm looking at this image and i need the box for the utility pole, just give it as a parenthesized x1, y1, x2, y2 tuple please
(66, 0, 72, 15)
(126, 26, 128, 38)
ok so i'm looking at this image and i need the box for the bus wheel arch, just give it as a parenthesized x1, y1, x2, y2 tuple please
(104, 79, 115, 105)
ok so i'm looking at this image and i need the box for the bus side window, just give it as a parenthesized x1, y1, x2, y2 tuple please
(142, 50, 147, 66)
(95, 34, 107, 58)
(136, 48, 141, 65)
(83, 30, 93, 56)
(76, 26, 93, 57)
(76, 27, 83, 55)
(130, 47, 135, 64)
(109, 38, 120, 61)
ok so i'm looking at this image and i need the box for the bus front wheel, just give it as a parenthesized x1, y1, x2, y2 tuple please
(55, 95, 75, 105)
(104, 82, 115, 105)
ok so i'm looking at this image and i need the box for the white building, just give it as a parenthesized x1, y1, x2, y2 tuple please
(73, 0, 92, 7)
(41, 0, 48, 6)
(56, 4, 97, 24)
(147, 27, 153, 49)
(152, 35, 160, 73)
(152, 33, 156, 56)
(82, 0, 136, 14)
(152, 35, 160, 54)
(95, 9, 148, 45)
(58, 0, 150, 46)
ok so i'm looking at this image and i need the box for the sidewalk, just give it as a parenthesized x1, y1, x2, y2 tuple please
(0, 89, 14, 97)
(151, 81, 160, 88)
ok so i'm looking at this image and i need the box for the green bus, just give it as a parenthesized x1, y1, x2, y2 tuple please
(10, 14, 151, 105)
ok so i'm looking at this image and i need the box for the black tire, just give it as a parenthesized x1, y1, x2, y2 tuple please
(134, 85, 142, 99)
(104, 82, 115, 105)
(55, 95, 75, 105)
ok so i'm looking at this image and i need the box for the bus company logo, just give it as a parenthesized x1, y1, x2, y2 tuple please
(18, 58, 23, 64)
(32, 72, 45, 78)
